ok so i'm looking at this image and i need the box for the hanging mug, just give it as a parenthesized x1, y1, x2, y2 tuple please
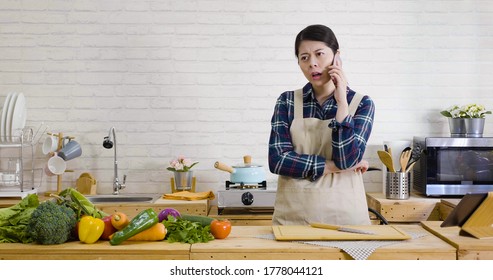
(58, 140, 82, 161)
(42, 135, 58, 155)
(44, 153, 67, 176)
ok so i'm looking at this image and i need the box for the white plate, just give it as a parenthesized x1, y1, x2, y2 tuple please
(1, 92, 14, 142)
(10, 92, 26, 142)
(5, 92, 18, 143)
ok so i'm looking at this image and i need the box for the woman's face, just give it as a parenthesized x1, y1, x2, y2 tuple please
(297, 40, 335, 88)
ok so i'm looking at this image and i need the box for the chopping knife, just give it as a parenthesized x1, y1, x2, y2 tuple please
(310, 223, 376, 235)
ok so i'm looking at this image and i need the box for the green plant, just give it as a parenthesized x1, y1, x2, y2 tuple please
(440, 104, 491, 118)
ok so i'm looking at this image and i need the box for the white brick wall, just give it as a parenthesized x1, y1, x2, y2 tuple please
(0, 0, 492, 197)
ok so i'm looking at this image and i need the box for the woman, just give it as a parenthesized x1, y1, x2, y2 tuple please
(268, 24, 375, 225)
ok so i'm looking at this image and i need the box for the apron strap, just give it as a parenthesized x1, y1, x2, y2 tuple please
(293, 89, 304, 119)
(348, 92, 364, 116)
(294, 88, 364, 118)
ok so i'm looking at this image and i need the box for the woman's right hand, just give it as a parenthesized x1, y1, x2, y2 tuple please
(328, 52, 348, 104)
(323, 159, 369, 175)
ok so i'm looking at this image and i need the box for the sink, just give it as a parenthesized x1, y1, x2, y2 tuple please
(86, 194, 162, 204)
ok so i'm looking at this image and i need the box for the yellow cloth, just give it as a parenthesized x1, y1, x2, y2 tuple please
(163, 190, 215, 201)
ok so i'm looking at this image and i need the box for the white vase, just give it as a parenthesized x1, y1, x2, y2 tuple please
(173, 171, 193, 191)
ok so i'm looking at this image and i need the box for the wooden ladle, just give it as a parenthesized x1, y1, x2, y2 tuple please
(377, 150, 395, 172)
(399, 147, 412, 173)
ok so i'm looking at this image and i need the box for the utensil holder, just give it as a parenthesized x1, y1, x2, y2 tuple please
(386, 171, 410, 200)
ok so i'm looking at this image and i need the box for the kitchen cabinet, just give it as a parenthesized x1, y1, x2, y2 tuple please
(366, 192, 441, 223)
(421, 221, 493, 260)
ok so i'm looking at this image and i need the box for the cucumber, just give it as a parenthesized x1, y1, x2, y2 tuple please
(180, 214, 215, 227)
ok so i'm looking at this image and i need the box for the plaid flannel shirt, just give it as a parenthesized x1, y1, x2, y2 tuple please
(268, 83, 375, 181)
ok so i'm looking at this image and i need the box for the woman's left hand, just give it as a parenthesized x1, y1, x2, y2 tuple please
(328, 54, 348, 104)
(352, 160, 369, 174)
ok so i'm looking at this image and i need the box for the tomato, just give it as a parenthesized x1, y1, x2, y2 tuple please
(210, 219, 232, 239)
(100, 216, 117, 240)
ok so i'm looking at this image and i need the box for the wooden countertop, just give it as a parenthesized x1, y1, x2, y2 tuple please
(0, 225, 456, 260)
(0, 240, 190, 260)
(190, 224, 456, 260)
(421, 221, 493, 260)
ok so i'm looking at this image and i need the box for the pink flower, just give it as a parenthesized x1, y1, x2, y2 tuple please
(167, 156, 199, 172)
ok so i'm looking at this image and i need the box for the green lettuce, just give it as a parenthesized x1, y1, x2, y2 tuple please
(0, 194, 39, 243)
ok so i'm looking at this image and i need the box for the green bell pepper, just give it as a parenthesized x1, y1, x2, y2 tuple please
(109, 208, 158, 245)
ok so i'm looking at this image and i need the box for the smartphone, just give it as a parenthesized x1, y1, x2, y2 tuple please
(330, 52, 342, 85)
(333, 52, 342, 67)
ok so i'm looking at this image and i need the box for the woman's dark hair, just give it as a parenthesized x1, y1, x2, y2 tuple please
(294, 24, 339, 58)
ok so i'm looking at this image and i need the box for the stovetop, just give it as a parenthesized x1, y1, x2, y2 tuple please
(217, 180, 276, 214)
(225, 180, 267, 190)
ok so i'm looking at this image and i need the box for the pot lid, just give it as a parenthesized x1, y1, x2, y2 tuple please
(232, 163, 263, 168)
(233, 155, 262, 168)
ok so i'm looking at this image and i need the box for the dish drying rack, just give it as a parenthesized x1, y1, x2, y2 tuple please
(0, 124, 47, 198)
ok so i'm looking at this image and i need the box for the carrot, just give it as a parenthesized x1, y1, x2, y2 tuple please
(111, 212, 130, 230)
(126, 223, 167, 241)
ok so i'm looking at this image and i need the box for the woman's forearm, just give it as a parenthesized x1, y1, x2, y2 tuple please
(324, 159, 369, 175)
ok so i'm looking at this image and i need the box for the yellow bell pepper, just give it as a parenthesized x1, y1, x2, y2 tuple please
(78, 216, 105, 244)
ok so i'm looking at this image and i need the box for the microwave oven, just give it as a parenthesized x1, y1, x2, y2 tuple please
(413, 136, 493, 197)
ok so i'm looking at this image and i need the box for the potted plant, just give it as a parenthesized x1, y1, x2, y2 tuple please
(441, 104, 491, 137)
(167, 156, 199, 191)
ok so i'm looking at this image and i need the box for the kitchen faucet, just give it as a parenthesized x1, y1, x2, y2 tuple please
(103, 127, 126, 195)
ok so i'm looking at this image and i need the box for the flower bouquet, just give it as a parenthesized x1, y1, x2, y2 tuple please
(440, 104, 491, 119)
(167, 156, 199, 172)
(167, 156, 198, 192)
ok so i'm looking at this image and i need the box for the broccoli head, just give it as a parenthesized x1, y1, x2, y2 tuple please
(27, 200, 77, 245)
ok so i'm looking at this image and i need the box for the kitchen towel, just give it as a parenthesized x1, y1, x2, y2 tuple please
(163, 190, 215, 201)
(256, 231, 427, 260)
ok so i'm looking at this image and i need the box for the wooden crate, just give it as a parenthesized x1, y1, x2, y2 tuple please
(366, 192, 441, 223)
(439, 198, 461, 221)
(97, 198, 210, 219)
(208, 206, 273, 226)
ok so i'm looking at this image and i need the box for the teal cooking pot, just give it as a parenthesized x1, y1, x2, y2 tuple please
(214, 155, 266, 185)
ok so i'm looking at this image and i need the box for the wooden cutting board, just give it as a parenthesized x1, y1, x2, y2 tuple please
(272, 225, 411, 241)
(76, 176, 97, 195)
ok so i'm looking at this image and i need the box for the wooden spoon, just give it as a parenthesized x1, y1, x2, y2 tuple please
(399, 147, 412, 173)
(377, 150, 395, 172)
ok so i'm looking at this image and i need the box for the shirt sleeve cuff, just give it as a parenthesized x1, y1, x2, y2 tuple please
(328, 115, 354, 130)
(310, 156, 326, 181)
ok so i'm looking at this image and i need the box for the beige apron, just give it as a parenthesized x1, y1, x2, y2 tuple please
(272, 89, 370, 226)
